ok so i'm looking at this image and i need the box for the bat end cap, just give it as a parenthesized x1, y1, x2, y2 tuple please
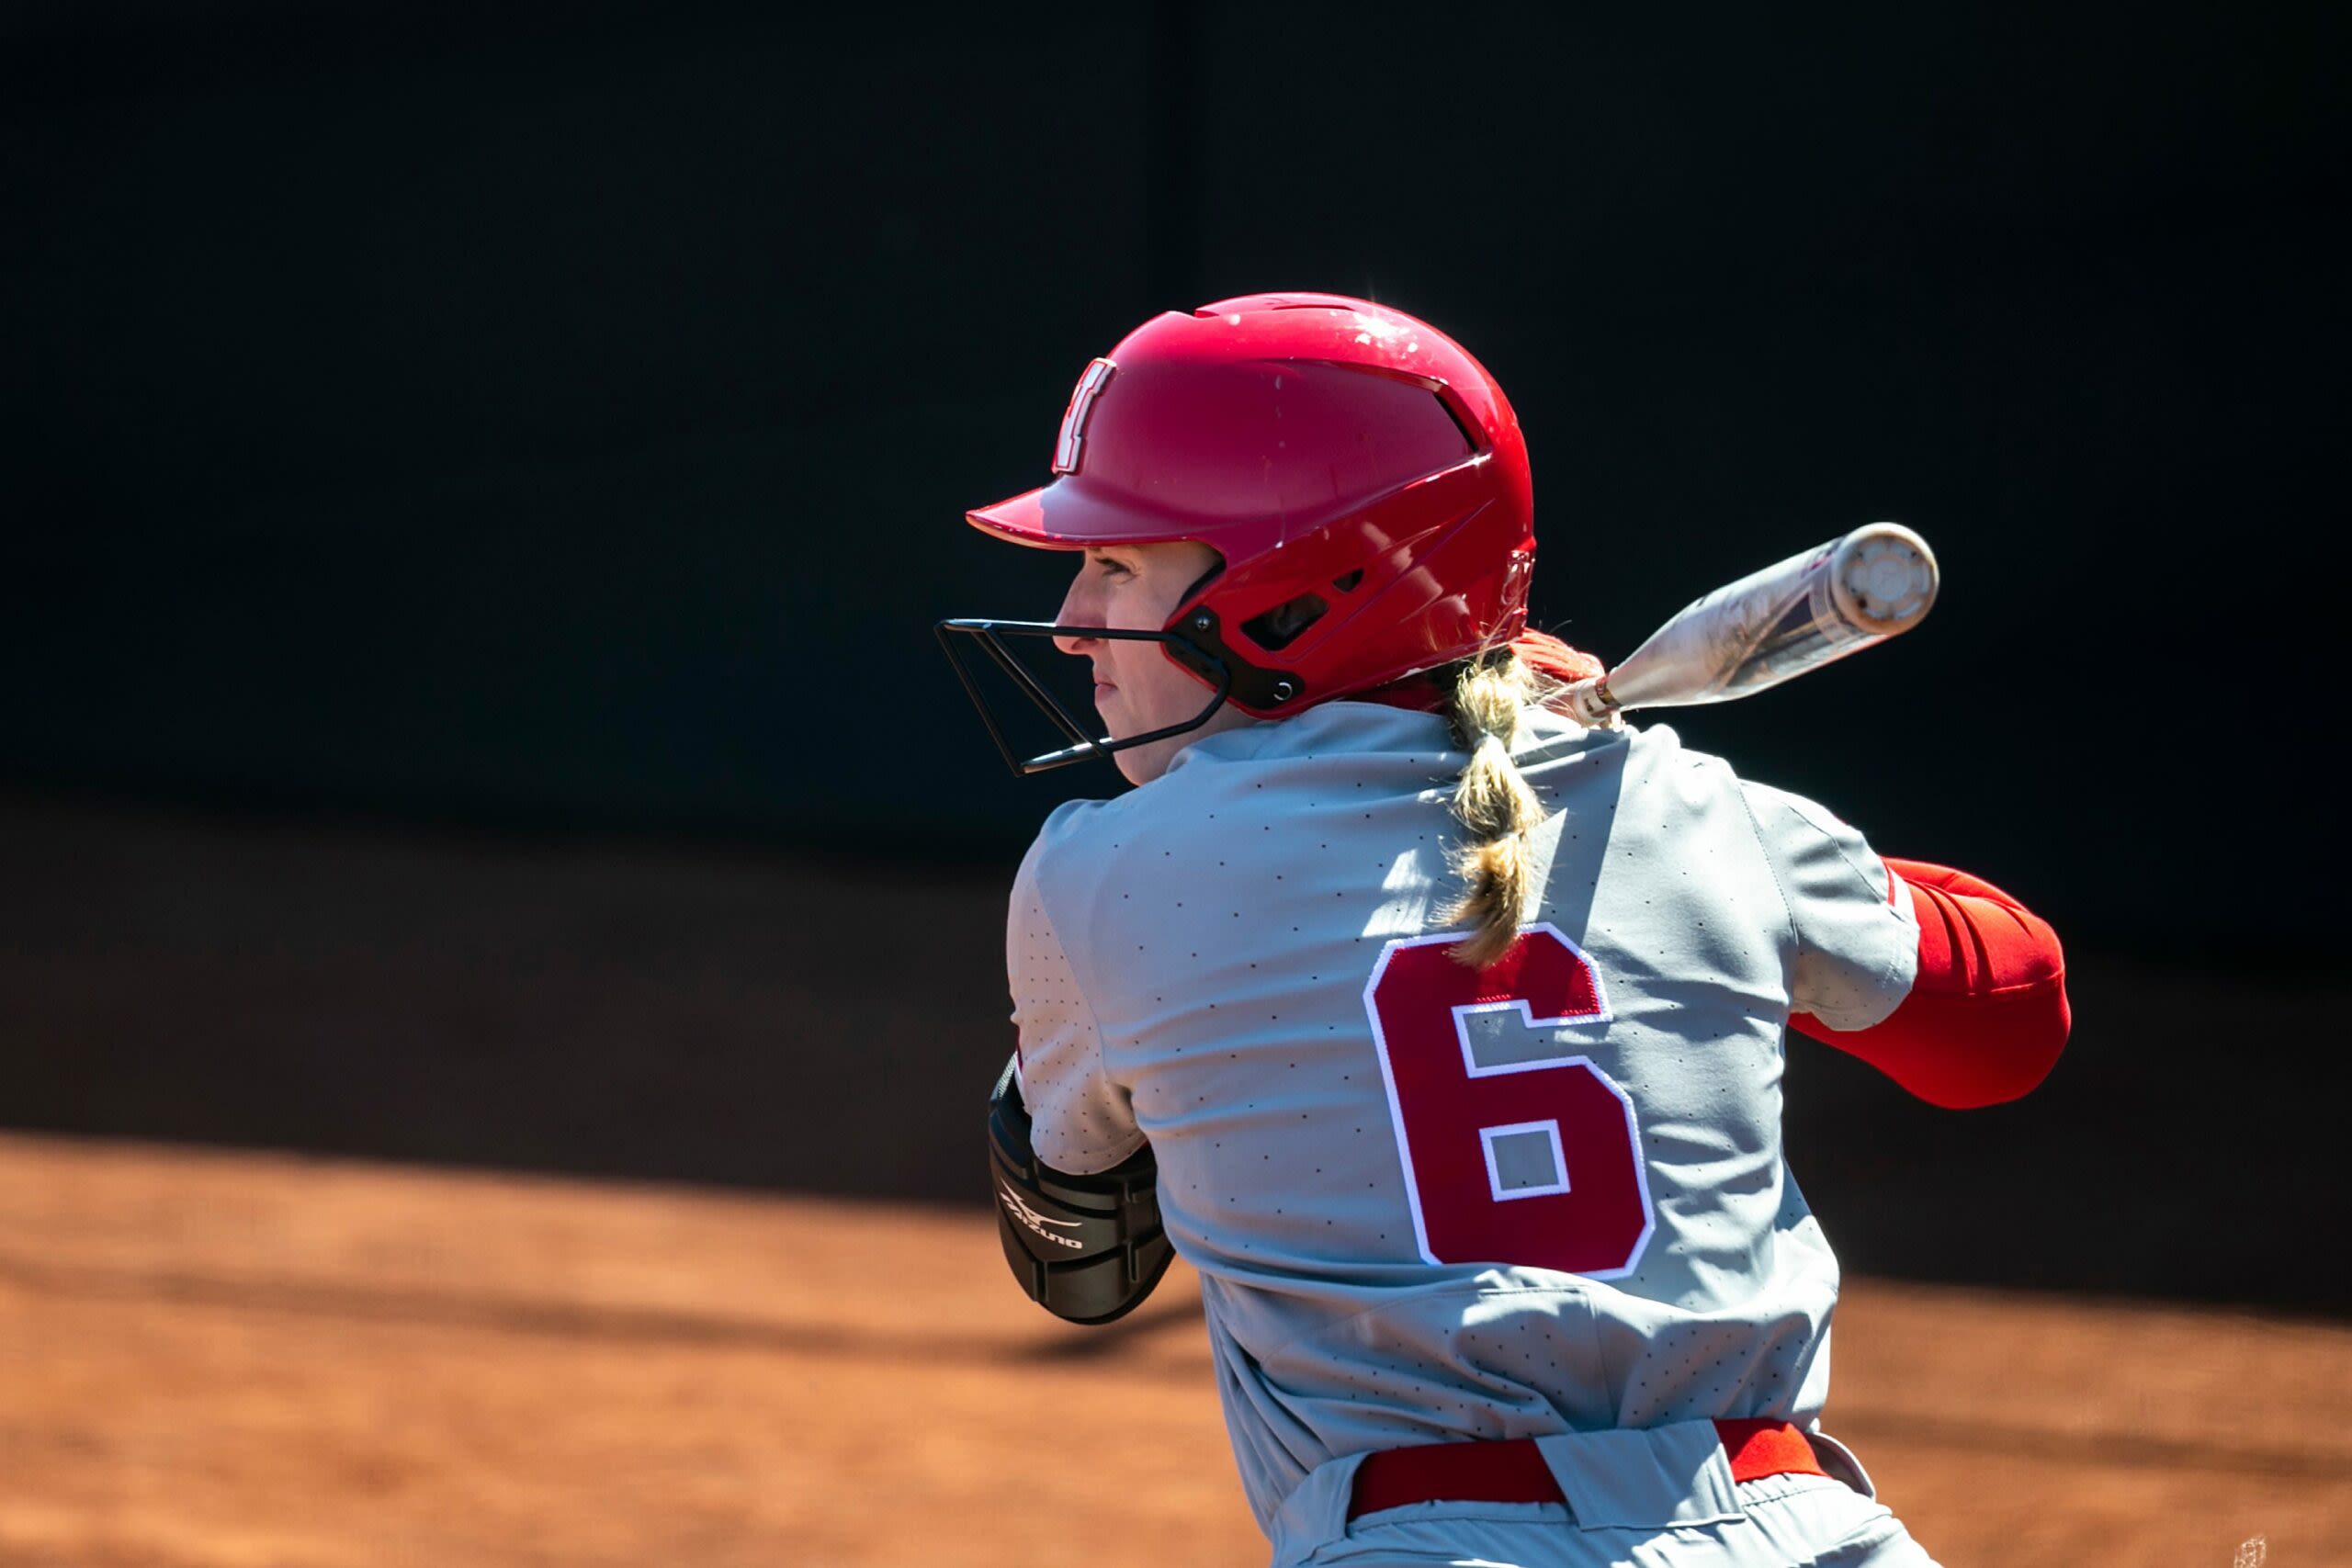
(1834, 524, 1939, 632)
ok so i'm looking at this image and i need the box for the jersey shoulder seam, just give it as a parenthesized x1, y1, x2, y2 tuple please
(1760, 788, 1917, 1011)
(1729, 772, 1803, 968)
(1769, 788, 1897, 904)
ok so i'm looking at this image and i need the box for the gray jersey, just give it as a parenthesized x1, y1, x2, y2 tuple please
(1006, 701, 1917, 1536)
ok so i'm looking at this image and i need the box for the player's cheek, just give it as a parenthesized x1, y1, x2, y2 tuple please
(1122, 574, 1177, 632)
(1104, 643, 1143, 698)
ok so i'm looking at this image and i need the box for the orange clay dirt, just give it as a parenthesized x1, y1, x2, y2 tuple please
(0, 1132, 2343, 1568)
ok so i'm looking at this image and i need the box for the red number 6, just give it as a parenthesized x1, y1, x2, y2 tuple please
(1363, 925, 1655, 1279)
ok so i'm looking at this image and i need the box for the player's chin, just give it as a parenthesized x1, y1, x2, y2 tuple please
(1110, 742, 1168, 786)
(1095, 699, 1181, 783)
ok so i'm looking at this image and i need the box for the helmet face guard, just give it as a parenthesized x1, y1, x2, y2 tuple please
(933, 617, 1234, 776)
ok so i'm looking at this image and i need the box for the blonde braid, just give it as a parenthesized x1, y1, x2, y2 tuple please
(1440, 650, 1552, 969)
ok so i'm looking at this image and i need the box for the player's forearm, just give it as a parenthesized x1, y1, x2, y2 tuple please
(1789, 857, 2069, 1109)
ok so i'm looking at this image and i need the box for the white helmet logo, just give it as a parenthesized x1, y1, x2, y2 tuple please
(1052, 358, 1117, 475)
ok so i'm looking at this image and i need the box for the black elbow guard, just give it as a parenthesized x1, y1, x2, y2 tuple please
(986, 1056, 1174, 1325)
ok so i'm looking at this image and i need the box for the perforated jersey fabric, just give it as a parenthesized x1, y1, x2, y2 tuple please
(1004, 702, 1918, 1546)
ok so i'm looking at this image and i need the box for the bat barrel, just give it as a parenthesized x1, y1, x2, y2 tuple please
(1562, 521, 1941, 726)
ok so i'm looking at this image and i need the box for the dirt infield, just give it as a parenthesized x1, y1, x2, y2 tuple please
(0, 1135, 2340, 1567)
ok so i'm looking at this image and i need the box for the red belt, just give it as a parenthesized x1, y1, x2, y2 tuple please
(1349, 1419, 1826, 1520)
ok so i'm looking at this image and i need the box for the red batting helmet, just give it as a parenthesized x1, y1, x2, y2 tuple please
(939, 292, 1537, 773)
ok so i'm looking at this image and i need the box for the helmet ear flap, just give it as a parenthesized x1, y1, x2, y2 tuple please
(1239, 592, 1331, 653)
(1162, 601, 1304, 711)
(1207, 539, 1383, 663)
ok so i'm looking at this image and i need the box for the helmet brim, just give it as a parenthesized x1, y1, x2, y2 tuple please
(966, 479, 1204, 551)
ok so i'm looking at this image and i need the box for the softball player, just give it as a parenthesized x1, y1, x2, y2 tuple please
(942, 295, 2070, 1568)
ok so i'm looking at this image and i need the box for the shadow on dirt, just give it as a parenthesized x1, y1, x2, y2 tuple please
(3, 795, 2340, 1317)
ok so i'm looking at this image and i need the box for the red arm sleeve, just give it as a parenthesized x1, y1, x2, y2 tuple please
(1788, 857, 2070, 1109)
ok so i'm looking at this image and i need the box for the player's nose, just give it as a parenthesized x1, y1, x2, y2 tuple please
(1050, 574, 1100, 657)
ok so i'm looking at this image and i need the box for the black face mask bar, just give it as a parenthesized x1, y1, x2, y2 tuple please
(933, 618, 1233, 776)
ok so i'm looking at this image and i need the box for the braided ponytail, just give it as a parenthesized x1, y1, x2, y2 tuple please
(1440, 650, 1553, 969)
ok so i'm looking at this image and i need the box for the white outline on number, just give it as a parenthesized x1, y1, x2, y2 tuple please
(1053, 358, 1116, 474)
(1363, 923, 1657, 1280)
(1480, 1119, 1570, 1201)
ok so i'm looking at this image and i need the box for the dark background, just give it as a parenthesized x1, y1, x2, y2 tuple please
(2, 2, 2344, 1311)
